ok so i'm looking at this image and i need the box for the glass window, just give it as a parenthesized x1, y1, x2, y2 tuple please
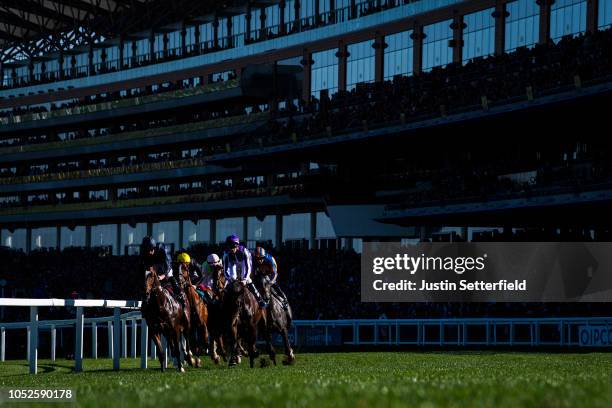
(423, 19, 453, 71)
(316, 212, 336, 238)
(60, 226, 86, 249)
(334, 0, 352, 23)
(505, 0, 540, 51)
(311, 48, 339, 98)
(347, 39, 375, 90)
(384, 30, 414, 80)
(1, 229, 27, 250)
(463, 8, 496, 62)
(600, 0, 612, 28)
(91, 224, 118, 255)
(183, 220, 211, 246)
(216, 217, 244, 244)
(152, 221, 180, 252)
(31, 227, 57, 249)
(233, 14, 247, 47)
(121, 223, 147, 255)
(550, 0, 587, 42)
(301, 0, 317, 25)
(266, 4, 281, 34)
(282, 213, 311, 241)
(248, 216, 276, 247)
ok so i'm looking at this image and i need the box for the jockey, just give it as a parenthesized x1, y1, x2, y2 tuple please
(140, 236, 185, 306)
(222, 234, 267, 308)
(253, 246, 290, 311)
(176, 252, 203, 284)
(196, 253, 224, 306)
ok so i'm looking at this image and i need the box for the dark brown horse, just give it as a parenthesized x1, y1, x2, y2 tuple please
(224, 279, 267, 368)
(180, 268, 209, 368)
(142, 268, 191, 372)
(254, 274, 296, 365)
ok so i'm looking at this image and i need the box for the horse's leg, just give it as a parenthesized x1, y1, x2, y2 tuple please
(263, 323, 277, 366)
(174, 330, 185, 373)
(281, 328, 296, 365)
(151, 332, 165, 372)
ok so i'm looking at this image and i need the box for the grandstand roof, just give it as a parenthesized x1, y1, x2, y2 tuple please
(0, 0, 255, 63)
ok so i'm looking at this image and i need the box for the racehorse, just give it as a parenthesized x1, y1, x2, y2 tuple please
(206, 265, 227, 364)
(180, 268, 209, 368)
(224, 279, 268, 368)
(254, 273, 296, 365)
(142, 268, 191, 372)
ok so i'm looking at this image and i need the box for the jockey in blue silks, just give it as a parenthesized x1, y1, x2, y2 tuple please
(222, 234, 267, 308)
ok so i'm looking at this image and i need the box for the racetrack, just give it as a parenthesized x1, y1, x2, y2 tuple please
(1, 352, 611, 407)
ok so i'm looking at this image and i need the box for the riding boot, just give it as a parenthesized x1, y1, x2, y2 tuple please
(170, 276, 185, 307)
(247, 282, 268, 308)
(202, 290, 217, 306)
(273, 283, 290, 311)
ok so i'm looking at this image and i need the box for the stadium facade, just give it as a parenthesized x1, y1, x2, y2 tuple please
(1, 0, 611, 256)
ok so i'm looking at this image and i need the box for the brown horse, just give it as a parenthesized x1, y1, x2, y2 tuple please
(206, 265, 228, 364)
(142, 268, 191, 372)
(224, 279, 267, 368)
(254, 273, 296, 365)
(180, 267, 209, 368)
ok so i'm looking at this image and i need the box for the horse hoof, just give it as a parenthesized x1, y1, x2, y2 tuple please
(236, 356, 242, 364)
(196, 358, 202, 367)
(213, 356, 220, 365)
(178, 367, 185, 373)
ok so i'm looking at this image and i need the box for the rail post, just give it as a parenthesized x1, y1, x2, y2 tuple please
(113, 308, 121, 370)
(29, 306, 38, 374)
(1, 327, 5, 362)
(150, 340, 156, 360)
(140, 319, 148, 369)
(131, 319, 137, 358)
(75, 306, 84, 372)
(92, 322, 97, 359)
(121, 319, 127, 358)
(107, 321, 113, 359)
(161, 335, 168, 369)
(50, 325, 56, 361)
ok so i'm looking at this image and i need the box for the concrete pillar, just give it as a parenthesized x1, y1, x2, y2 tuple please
(493, 1, 509, 56)
(213, 15, 220, 48)
(56, 226, 61, 251)
(26, 227, 32, 253)
(301, 49, 314, 103)
(280, 0, 287, 34)
(85, 225, 92, 248)
(275, 214, 283, 249)
(586, 0, 599, 33)
(537, 0, 553, 44)
(178, 220, 184, 250)
(337, 40, 349, 92)
(309, 212, 317, 250)
(451, 13, 465, 64)
(373, 31, 386, 82)
(116, 223, 121, 256)
(210, 219, 217, 244)
(411, 23, 425, 75)
(243, 216, 249, 246)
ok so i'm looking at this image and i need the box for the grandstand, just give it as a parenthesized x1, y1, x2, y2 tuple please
(1, 0, 612, 301)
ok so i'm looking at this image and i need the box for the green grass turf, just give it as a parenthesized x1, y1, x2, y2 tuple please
(0, 352, 611, 408)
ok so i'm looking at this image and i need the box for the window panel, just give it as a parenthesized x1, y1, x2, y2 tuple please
(60, 226, 86, 249)
(600, 0, 612, 28)
(550, 0, 587, 42)
(463, 8, 496, 62)
(423, 19, 453, 71)
(505, 0, 540, 51)
(311, 48, 339, 98)
(347, 39, 375, 90)
(384, 30, 414, 79)
(91, 224, 118, 254)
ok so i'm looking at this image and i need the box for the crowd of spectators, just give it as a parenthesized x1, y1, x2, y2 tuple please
(0, 71, 239, 122)
(1, 233, 610, 324)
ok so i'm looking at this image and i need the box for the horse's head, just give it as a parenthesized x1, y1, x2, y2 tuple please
(255, 273, 271, 300)
(144, 267, 160, 297)
(212, 265, 226, 293)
